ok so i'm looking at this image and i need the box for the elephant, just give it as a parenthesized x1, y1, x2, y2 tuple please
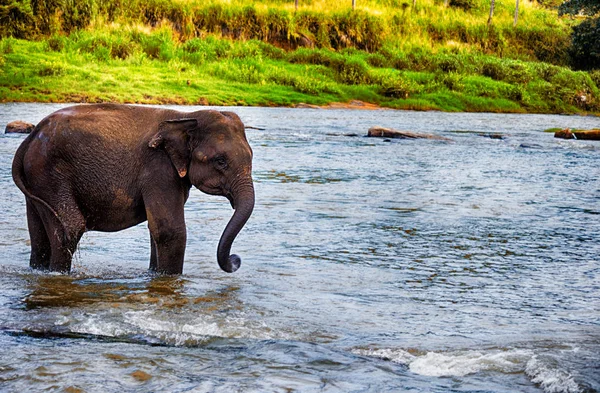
(12, 104, 254, 275)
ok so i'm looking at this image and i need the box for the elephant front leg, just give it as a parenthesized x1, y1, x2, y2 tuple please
(145, 196, 187, 275)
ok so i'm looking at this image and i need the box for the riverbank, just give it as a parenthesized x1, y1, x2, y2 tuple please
(1, 0, 599, 114)
(2, 34, 598, 114)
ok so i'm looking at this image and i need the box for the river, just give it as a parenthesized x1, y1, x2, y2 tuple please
(1, 103, 599, 392)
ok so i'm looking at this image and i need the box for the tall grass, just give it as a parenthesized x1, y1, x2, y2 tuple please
(0, 0, 596, 113)
(1, 0, 574, 64)
(1, 28, 597, 113)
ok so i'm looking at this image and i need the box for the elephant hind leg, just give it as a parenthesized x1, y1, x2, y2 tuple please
(149, 230, 158, 271)
(27, 200, 51, 270)
(36, 198, 86, 273)
(48, 227, 84, 273)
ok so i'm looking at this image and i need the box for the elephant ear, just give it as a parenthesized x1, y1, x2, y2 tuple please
(149, 118, 198, 178)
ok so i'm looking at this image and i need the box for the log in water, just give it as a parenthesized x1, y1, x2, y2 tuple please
(367, 126, 453, 141)
(554, 128, 600, 140)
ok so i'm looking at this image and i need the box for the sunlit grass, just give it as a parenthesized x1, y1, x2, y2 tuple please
(1, 30, 597, 113)
(0, 0, 596, 113)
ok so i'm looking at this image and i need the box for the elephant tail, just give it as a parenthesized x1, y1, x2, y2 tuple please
(12, 126, 65, 235)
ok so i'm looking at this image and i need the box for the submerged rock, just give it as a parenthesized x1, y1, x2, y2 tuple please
(294, 103, 321, 109)
(5, 120, 35, 134)
(554, 128, 600, 140)
(367, 126, 452, 141)
(478, 133, 505, 140)
(131, 370, 152, 382)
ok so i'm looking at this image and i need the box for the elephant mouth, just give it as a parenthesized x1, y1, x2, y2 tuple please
(199, 185, 235, 209)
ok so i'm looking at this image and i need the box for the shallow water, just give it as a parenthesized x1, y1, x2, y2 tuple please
(1, 103, 599, 393)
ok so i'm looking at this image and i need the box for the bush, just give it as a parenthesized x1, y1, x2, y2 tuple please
(332, 56, 370, 85)
(436, 55, 461, 73)
(480, 59, 534, 84)
(481, 60, 506, 81)
(73, 32, 111, 61)
(256, 40, 285, 59)
(288, 47, 342, 67)
(0, 0, 34, 38)
(372, 71, 416, 98)
(46, 34, 66, 51)
(391, 53, 411, 70)
(449, 0, 476, 11)
(570, 17, 600, 70)
(407, 49, 435, 72)
(435, 72, 464, 91)
(209, 59, 265, 84)
(366, 52, 389, 68)
(503, 85, 525, 102)
(589, 70, 600, 89)
(0, 37, 16, 54)
(534, 62, 560, 82)
(72, 31, 139, 61)
(181, 36, 235, 64)
(137, 28, 175, 61)
(38, 60, 64, 76)
(110, 37, 138, 60)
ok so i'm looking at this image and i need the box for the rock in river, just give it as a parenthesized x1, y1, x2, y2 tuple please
(554, 128, 600, 140)
(367, 126, 452, 141)
(5, 120, 35, 134)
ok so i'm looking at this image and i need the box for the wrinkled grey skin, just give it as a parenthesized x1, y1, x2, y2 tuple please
(12, 104, 254, 274)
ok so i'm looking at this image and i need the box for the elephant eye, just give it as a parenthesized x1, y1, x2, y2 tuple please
(214, 155, 228, 169)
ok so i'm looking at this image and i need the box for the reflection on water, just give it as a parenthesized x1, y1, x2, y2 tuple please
(22, 275, 190, 310)
(0, 104, 599, 392)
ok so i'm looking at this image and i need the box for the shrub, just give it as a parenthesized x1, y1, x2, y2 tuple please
(405, 48, 436, 71)
(256, 40, 285, 59)
(0, 37, 15, 54)
(137, 28, 175, 61)
(209, 59, 265, 84)
(72, 31, 138, 61)
(288, 47, 342, 67)
(366, 53, 389, 68)
(504, 85, 525, 102)
(391, 54, 411, 70)
(436, 55, 461, 73)
(182, 36, 232, 61)
(481, 60, 507, 81)
(110, 37, 138, 60)
(435, 72, 464, 91)
(333, 56, 370, 85)
(449, 0, 476, 11)
(0, 0, 34, 38)
(589, 70, 600, 89)
(569, 17, 600, 70)
(38, 60, 64, 76)
(73, 32, 111, 61)
(372, 70, 415, 98)
(534, 62, 560, 82)
(46, 34, 66, 51)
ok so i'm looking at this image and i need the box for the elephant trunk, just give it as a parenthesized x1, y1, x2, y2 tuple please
(217, 181, 255, 273)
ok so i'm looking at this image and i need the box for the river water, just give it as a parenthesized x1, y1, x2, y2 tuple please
(0, 103, 599, 393)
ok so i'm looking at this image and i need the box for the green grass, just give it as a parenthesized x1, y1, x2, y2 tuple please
(0, 0, 598, 113)
(1, 31, 598, 113)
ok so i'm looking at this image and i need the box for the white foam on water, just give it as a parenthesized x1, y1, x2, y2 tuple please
(352, 347, 416, 365)
(409, 350, 531, 377)
(61, 309, 293, 345)
(525, 355, 582, 393)
(65, 312, 131, 338)
(353, 347, 583, 393)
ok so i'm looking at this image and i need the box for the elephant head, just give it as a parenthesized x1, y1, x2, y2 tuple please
(149, 111, 254, 273)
